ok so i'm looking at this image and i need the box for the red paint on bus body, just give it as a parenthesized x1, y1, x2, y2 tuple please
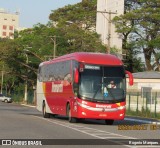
(38, 52, 133, 121)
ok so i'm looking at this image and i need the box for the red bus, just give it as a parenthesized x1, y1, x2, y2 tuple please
(36, 52, 133, 125)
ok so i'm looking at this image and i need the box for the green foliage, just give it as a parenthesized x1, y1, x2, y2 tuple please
(126, 107, 160, 119)
(49, 0, 97, 30)
(48, 0, 105, 54)
(113, 0, 160, 71)
(0, 0, 106, 100)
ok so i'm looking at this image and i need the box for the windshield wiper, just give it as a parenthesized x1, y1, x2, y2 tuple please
(92, 84, 101, 100)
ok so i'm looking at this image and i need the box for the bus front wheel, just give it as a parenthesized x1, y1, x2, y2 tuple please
(42, 101, 50, 118)
(67, 104, 77, 123)
(105, 119, 114, 125)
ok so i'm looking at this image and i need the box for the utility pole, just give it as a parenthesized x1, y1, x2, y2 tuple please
(23, 46, 32, 103)
(97, 10, 117, 54)
(1, 65, 4, 94)
(50, 36, 57, 59)
(24, 54, 28, 103)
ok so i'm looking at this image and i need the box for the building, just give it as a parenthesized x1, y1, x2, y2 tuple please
(127, 71, 160, 91)
(126, 71, 160, 112)
(96, 0, 124, 53)
(0, 8, 19, 39)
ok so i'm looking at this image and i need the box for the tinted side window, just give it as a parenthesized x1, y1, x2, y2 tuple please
(40, 60, 71, 82)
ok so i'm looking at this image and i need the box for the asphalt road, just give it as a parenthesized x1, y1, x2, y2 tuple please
(0, 101, 159, 148)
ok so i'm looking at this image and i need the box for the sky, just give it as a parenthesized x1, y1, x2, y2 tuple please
(0, 0, 82, 28)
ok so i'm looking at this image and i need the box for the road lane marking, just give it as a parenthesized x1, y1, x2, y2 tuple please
(33, 116, 160, 147)
(33, 116, 136, 147)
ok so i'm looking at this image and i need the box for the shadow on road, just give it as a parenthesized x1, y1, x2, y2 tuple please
(26, 114, 145, 126)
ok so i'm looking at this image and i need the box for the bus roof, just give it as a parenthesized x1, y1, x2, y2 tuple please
(42, 52, 123, 66)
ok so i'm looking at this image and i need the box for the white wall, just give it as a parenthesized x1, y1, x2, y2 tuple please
(127, 78, 160, 90)
(96, 0, 124, 53)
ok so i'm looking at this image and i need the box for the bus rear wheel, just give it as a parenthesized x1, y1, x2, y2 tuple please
(42, 102, 50, 118)
(105, 119, 114, 125)
(67, 104, 77, 123)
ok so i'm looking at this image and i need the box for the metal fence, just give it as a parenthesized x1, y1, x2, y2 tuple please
(11, 90, 34, 105)
(8, 89, 160, 119)
(126, 91, 160, 119)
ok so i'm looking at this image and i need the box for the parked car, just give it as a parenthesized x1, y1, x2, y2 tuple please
(0, 94, 12, 103)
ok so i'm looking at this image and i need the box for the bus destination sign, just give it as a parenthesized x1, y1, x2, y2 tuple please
(85, 65, 100, 70)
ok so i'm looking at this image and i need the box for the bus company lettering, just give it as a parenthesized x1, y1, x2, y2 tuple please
(36, 52, 133, 122)
(52, 83, 63, 92)
(96, 104, 111, 108)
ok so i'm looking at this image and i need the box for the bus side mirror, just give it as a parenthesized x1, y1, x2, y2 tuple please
(125, 70, 133, 86)
(74, 68, 79, 83)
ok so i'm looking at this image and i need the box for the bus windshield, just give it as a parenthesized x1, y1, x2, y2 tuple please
(79, 64, 126, 103)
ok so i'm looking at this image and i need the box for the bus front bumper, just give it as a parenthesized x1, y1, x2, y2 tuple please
(75, 102, 125, 120)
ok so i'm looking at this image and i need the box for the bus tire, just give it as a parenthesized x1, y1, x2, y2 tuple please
(42, 101, 50, 118)
(67, 104, 77, 123)
(105, 119, 114, 125)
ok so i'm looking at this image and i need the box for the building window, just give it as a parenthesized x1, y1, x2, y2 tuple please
(9, 26, 13, 30)
(4, 18, 7, 20)
(2, 32, 6, 36)
(3, 25, 7, 30)
(9, 32, 13, 37)
(12, 19, 15, 21)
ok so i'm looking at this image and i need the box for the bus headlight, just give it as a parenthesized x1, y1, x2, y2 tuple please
(117, 105, 125, 110)
(82, 112, 86, 116)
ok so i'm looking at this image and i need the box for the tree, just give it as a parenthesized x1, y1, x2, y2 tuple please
(0, 39, 23, 94)
(49, 0, 106, 54)
(113, 0, 160, 71)
(49, 0, 97, 31)
(0, 0, 106, 97)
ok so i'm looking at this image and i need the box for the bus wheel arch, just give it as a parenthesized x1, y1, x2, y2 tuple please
(42, 100, 50, 118)
(67, 103, 77, 123)
(66, 102, 70, 116)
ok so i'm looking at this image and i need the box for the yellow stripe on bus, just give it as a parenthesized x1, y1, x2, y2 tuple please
(42, 82, 46, 93)
(116, 103, 121, 106)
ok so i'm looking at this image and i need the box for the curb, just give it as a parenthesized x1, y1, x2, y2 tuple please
(21, 104, 36, 108)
